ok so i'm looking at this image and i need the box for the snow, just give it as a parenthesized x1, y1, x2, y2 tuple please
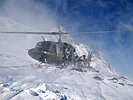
(0, 63, 133, 100)
(0, 16, 133, 100)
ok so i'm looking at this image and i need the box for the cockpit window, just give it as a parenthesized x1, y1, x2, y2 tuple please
(36, 41, 52, 51)
(43, 42, 51, 47)
(36, 42, 43, 48)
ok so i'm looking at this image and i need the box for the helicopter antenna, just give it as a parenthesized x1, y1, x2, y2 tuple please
(41, 35, 45, 41)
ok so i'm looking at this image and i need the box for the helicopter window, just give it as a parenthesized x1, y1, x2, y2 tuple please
(36, 42, 43, 48)
(36, 42, 51, 51)
(43, 42, 51, 47)
(42, 42, 52, 51)
(36, 41, 55, 52)
(49, 44, 56, 53)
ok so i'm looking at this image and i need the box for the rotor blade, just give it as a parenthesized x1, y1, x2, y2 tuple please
(0, 31, 68, 35)
(69, 30, 133, 34)
(0, 30, 133, 35)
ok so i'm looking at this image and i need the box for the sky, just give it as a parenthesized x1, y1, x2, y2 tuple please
(0, 0, 133, 78)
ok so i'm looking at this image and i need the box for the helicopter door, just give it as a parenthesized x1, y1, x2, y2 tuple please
(48, 43, 56, 53)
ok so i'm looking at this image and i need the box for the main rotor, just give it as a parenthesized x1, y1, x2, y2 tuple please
(0, 25, 133, 36)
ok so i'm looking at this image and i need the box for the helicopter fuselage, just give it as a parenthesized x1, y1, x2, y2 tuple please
(28, 41, 76, 65)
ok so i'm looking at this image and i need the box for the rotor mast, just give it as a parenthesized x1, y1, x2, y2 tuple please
(58, 26, 64, 43)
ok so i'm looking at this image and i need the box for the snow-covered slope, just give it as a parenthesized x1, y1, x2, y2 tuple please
(0, 54, 33, 66)
(0, 63, 133, 100)
(0, 16, 133, 100)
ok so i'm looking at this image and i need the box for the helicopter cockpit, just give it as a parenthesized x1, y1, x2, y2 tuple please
(36, 42, 43, 48)
(36, 41, 54, 52)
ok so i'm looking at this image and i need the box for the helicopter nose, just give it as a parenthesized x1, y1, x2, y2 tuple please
(28, 48, 42, 60)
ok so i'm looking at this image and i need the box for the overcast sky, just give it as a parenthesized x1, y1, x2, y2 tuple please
(0, 0, 133, 78)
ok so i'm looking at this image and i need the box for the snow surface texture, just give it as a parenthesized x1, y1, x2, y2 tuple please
(0, 16, 133, 100)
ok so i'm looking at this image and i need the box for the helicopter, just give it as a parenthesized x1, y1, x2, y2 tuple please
(0, 28, 133, 66)
(0, 28, 77, 66)
(28, 32, 76, 65)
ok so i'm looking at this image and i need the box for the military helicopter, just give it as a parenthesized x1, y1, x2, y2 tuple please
(0, 27, 76, 65)
(27, 31, 76, 65)
(0, 28, 133, 66)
